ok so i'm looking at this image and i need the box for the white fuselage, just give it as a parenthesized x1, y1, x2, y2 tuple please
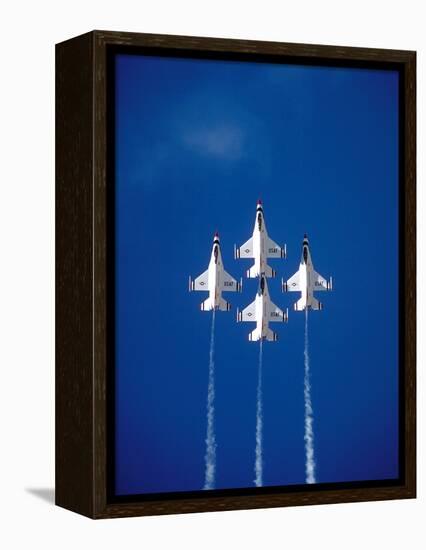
(298, 261, 314, 309)
(253, 290, 270, 340)
(252, 213, 269, 277)
(207, 245, 224, 308)
(250, 276, 279, 341)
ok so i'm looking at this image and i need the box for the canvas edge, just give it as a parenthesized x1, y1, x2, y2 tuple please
(55, 30, 416, 519)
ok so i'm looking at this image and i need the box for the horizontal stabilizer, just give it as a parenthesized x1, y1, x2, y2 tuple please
(246, 264, 276, 279)
(248, 328, 277, 342)
(294, 297, 323, 311)
(248, 328, 261, 342)
(218, 297, 231, 311)
(309, 297, 323, 311)
(266, 328, 278, 342)
(294, 297, 306, 311)
(200, 297, 214, 311)
(201, 297, 231, 311)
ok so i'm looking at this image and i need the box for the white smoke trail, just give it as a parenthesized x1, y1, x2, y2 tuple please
(254, 339, 264, 487)
(203, 309, 216, 490)
(304, 308, 316, 484)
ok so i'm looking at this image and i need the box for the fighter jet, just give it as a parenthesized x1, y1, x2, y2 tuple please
(189, 232, 242, 311)
(282, 234, 332, 311)
(235, 200, 286, 278)
(237, 274, 288, 341)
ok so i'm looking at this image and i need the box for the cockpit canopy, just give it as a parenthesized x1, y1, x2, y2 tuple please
(214, 245, 219, 264)
(303, 245, 308, 264)
(259, 275, 265, 295)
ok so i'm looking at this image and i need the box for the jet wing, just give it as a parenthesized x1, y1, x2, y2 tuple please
(312, 270, 329, 291)
(190, 269, 209, 291)
(221, 270, 239, 292)
(266, 237, 286, 259)
(237, 300, 256, 322)
(284, 271, 300, 292)
(268, 301, 288, 322)
(236, 237, 254, 258)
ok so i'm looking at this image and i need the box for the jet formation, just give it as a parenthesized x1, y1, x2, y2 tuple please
(189, 201, 332, 341)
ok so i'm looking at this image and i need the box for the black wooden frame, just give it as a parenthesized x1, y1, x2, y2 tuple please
(56, 30, 416, 519)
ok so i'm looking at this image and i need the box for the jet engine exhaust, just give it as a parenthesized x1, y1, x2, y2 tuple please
(203, 310, 217, 490)
(304, 309, 316, 484)
(254, 339, 264, 487)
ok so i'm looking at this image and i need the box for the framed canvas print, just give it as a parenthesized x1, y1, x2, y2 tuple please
(56, 30, 416, 519)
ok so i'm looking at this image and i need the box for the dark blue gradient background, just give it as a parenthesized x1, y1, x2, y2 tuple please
(114, 54, 399, 495)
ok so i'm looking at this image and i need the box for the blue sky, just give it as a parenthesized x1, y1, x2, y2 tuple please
(114, 53, 399, 495)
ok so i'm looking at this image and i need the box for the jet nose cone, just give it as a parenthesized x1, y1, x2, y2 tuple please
(304, 233, 308, 239)
(257, 198, 262, 205)
(214, 231, 219, 238)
